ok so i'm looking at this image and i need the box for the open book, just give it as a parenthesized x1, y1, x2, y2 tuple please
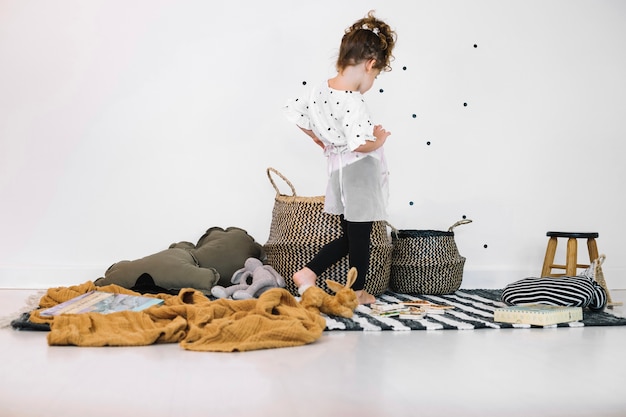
(40, 291, 164, 317)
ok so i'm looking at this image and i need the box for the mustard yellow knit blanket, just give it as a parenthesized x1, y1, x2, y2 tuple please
(28, 282, 326, 352)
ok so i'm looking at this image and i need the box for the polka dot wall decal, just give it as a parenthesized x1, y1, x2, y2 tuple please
(409, 201, 414, 206)
(379, 88, 384, 93)
(463, 102, 468, 107)
(483, 244, 488, 249)
(302, 81, 307, 85)
(462, 215, 467, 219)
(473, 44, 478, 48)
(412, 114, 417, 118)
(426, 141, 431, 146)
(402, 66, 407, 70)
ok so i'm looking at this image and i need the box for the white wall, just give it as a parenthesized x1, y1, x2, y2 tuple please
(1, 0, 625, 289)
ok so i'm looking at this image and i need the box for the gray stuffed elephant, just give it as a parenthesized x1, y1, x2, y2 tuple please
(211, 258, 285, 300)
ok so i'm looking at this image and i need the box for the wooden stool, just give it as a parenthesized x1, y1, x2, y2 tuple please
(541, 232, 621, 308)
(541, 231, 599, 277)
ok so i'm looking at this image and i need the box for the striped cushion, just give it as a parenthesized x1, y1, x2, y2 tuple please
(501, 275, 607, 311)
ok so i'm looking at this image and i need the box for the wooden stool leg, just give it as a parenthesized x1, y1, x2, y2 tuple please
(587, 238, 599, 264)
(541, 237, 558, 277)
(566, 237, 578, 276)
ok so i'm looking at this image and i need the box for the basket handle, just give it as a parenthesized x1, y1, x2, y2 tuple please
(267, 167, 297, 197)
(388, 220, 470, 235)
(595, 254, 606, 266)
(448, 219, 473, 232)
(387, 221, 399, 238)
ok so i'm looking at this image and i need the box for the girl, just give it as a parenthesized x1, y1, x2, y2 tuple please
(284, 10, 396, 305)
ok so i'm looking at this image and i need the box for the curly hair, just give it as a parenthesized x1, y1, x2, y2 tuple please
(336, 10, 397, 72)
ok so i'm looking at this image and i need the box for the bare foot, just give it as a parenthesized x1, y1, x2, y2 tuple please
(355, 290, 376, 305)
(293, 267, 317, 294)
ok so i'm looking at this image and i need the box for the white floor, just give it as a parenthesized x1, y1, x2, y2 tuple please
(1, 289, 625, 417)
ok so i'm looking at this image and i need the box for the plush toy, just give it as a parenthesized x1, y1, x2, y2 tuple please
(94, 226, 264, 295)
(95, 248, 220, 295)
(299, 267, 359, 318)
(211, 258, 286, 300)
(180, 227, 265, 287)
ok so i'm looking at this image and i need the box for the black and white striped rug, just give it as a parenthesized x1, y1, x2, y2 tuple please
(323, 289, 626, 331)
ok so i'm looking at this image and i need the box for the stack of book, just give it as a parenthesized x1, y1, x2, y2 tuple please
(493, 304, 583, 326)
(402, 300, 454, 315)
(370, 300, 454, 320)
(370, 303, 408, 318)
(397, 307, 426, 320)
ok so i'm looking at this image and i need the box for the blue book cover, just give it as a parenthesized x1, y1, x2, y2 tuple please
(40, 291, 164, 316)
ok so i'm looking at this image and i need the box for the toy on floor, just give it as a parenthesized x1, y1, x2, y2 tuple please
(94, 226, 264, 295)
(299, 267, 359, 318)
(211, 258, 285, 300)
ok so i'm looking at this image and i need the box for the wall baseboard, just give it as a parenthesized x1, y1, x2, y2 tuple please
(1, 266, 624, 291)
(0, 266, 106, 289)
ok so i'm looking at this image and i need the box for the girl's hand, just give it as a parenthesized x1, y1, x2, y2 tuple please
(312, 136, 326, 150)
(373, 124, 391, 144)
(354, 124, 391, 153)
(299, 127, 326, 149)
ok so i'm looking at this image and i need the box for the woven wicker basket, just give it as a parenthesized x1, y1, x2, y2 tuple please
(390, 219, 472, 295)
(263, 167, 393, 296)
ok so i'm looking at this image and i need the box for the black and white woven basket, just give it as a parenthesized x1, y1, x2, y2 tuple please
(263, 167, 393, 296)
(390, 219, 472, 295)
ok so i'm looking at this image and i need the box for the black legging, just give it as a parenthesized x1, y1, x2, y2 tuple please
(305, 215, 373, 291)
